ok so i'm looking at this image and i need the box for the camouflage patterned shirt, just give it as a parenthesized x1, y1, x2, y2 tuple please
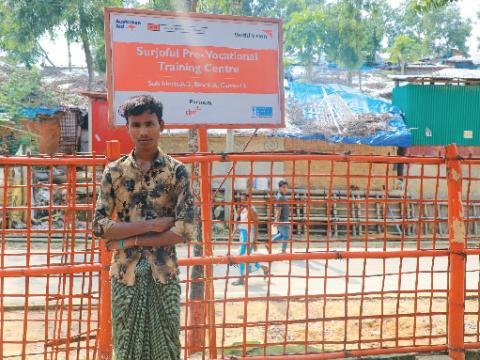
(93, 148, 194, 286)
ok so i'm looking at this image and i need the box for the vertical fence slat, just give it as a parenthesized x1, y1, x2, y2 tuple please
(446, 144, 466, 360)
(98, 141, 120, 360)
(197, 129, 217, 359)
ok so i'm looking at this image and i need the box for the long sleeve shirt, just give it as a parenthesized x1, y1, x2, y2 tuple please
(93, 148, 194, 286)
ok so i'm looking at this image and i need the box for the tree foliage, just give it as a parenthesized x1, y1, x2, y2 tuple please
(0, 0, 123, 88)
(420, 3, 471, 56)
(324, 1, 367, 75)
(0, 0, 473, 89)
(0, 1, 62, 67)
(389, 2, 471, 58)
(363, 0, 394, 64)
(387, 34, 422, 74)
(284, 7, 326, 80)
(0, 63, 57, 153)
(412, 0, 458, 12)
(0, 64, 54, 119)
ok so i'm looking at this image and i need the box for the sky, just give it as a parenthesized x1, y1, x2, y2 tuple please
(39, 0, 480, 68)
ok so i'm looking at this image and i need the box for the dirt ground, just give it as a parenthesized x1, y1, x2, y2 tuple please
(5, 296, 479, 359)
(196, 296, 450, 357)
(3, 308, 98, 360)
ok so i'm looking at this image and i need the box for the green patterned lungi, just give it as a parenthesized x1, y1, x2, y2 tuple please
(111, 259, 181, 360)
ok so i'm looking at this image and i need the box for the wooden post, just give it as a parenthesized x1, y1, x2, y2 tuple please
(445, 144, 465, 360)
(98, 140, 120, 359)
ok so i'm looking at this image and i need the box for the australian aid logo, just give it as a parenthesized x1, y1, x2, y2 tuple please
(115, 19, 141, 30)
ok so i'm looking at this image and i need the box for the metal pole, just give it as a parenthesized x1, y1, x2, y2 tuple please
(445, 144, 465, 360)
(224, 129, 234, 225)
(197, 128, 217, 359)
(98, 140, 120, 359)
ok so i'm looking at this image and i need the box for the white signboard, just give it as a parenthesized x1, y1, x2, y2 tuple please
(105, 9, 284, 128)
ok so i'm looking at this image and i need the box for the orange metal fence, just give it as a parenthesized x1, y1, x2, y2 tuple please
(0, 154, 105, 360)
(1, 144, 480, 359)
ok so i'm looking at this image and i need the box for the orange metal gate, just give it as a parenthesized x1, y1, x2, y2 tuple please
(1, 144, 480, 359)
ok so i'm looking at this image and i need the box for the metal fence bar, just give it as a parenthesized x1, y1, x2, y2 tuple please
(2, 147, 480, 359)
(97, 141, 120, 360)
(446, 144, 466, 360)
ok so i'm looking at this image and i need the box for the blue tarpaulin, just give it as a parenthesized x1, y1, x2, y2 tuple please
(20, 107, 61, 119)
(278, 81, 412, 147)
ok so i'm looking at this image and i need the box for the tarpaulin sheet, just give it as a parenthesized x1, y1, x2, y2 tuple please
(278, 81, 411, 147)
(20, 107, 61, 119)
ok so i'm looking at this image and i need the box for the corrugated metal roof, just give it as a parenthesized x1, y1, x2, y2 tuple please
(389, 68, 480, 82)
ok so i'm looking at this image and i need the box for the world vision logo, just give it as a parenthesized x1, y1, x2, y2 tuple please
(234, 30, 273, 40)
(147, 23, 161, 31)
(262, 30, 273, 38)
(115, 19, 141, 30)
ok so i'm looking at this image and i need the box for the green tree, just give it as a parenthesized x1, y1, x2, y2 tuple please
(197, 0, 245, 15)
(0, 1, 62, 68)
(387, 1, 470, 59)
(284, 7, 327, 81)
(363, 0, 393, 64)
(420, 3, 471, 57)
(0, 63, 56, 153)
(64, 1, 123, 87)
(0, 65, 54, 118)
(388, 34, 422, 74)
(145, 0, 192, 11)
(412, 0, 458, 11)
(324, 0, 367, 87)
(0, 0, 123, 89)
(385, 2, 422, 48)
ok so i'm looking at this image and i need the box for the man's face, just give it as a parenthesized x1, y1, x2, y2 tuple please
(127, 111, 163, 151)
(279, 184, 288, 195)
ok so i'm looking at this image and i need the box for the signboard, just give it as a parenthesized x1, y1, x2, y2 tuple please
(105, 8, 284, 128)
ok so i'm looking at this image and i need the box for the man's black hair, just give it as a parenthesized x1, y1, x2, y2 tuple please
(121, 95, 163, 124)
(278, 180, 288, 188)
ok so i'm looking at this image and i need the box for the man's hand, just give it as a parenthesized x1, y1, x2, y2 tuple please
(148, 217, 175, 233)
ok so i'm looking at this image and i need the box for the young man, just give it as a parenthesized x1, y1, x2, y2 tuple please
(93, 95, 194, 360)
(232, 192, 268, 286)
(272, 180, 291, 253)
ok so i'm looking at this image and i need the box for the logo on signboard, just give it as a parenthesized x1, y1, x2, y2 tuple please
(147, 23, 161, 31)
(186, 99, 212, 116)
(262, 30, 273, 38)
(186, 106, 202, 116)
(116, 19, 141, 30)
(148, 23, 207, 34)
(251, 106, 273, 118)
(234, 31, 272, 40)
